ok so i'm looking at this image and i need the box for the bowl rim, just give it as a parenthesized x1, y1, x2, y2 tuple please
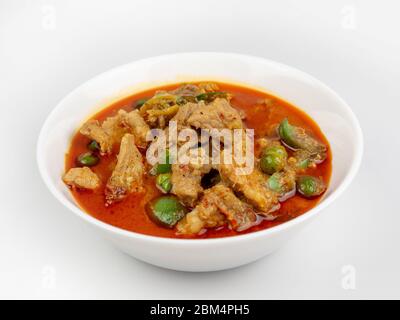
(37, 52, 363, 245)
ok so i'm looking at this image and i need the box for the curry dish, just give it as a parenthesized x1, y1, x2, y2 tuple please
(64, 82, 331, 239)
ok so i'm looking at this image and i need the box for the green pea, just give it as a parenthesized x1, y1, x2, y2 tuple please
(76, 152, 99, 167)
(260, 145, 287, 174)
(87, 140, 100, 152)
(146, 196, 187, 228)
(134, 98, 148, 109)
(267, 173, 283, 193)
(150, 149, 172, 175)
(156, 173, 172, 193)
(296, 175, 326, 198)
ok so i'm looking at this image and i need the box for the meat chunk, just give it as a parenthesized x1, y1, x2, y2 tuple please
(204, 184, 257, 231)
(63, 167, 101, 190)
(105, 134, 144, 205)
(169, 84, 203, 97)
(80, 120, 113, 154)
(171, 148, 212, 207)
(101, 110, 129, 145)
(168, 83, 220, 98)
(172, 98, 243, 130)
(80, 110, 150, 153)
(176, 189, 225, 235)
(171, 164, 205, 207)
(219, 156, 279, 214)
(122, 110, 150, 148)
(171, 103, 196, 129)
(188, 98, 243, 129)
(80, 110, 127, 154)
(176, 184, 257, 235)
(198, 82, 220, 93)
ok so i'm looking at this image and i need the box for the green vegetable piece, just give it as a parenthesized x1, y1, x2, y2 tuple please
(176, 95, 196, 105)
(267, 173, 283, 193)
(151, 149, 172, 174)
(146, 196, 187, 228)
(140, 93, 177, 111)
(155, 163, 171, 174)
(87, 140, 100, 152)
(278, 118, 298, 149)
(296, 158, 311, 170)
(156, 173, 172, 193)
(196, 92, 227, 103)
(278, 118, 327, 155)
(76, 152, 99, 167)
(134, 98, 148, 109)
(260, 145, 288, 175)
(296, 175, 326, 198)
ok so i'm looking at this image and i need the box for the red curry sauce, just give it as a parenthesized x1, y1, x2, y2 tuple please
(65, 82, 332, 239)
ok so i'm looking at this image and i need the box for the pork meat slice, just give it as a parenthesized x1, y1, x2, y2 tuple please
(63, 167, 101, 190)
(171, 149, 212, 207)
(204, 184, 257, 231)
(80, 110, 149, 154)
(101, 110, 129, 145)
(219, 155, 279, 214)
(171, 102, 196, 128)
(80, 110, 127, 154)
(176, 184, 257, 235)
(169, 84, 203, 96)
(171, 98, 243, 130)
(187, 98, 243, 129)
(171, 163, 204, 207)
(176, 190, 225, 235)
(80, 119, 113, 154)
(122, 110, 150, 148)
(105, 134, 144, 205)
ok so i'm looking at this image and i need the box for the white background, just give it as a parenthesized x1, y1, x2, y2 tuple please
(1, 0, 399, 299)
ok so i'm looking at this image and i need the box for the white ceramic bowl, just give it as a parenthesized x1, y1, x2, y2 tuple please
(37, 53, 363, 272)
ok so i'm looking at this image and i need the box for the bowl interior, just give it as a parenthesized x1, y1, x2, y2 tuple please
(38, 53, 362, 237)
